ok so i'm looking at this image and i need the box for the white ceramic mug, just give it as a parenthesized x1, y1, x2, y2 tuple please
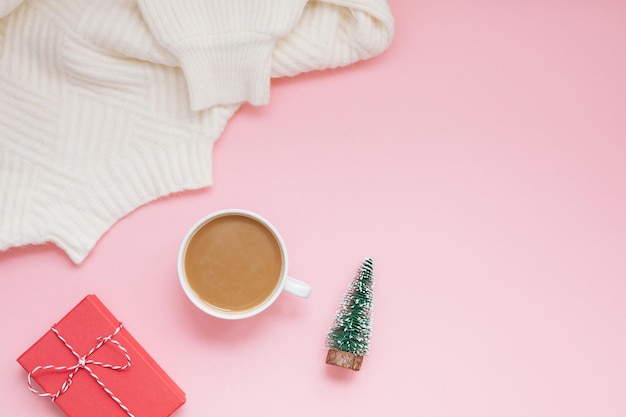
(178, 209, 311, 319)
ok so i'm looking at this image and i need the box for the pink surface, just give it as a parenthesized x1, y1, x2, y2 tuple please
(2, 1, 626, 415)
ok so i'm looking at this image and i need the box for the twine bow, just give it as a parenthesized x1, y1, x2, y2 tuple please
(27, 323, 134, 417)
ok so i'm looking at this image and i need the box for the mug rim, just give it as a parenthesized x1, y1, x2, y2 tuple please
(177, 208, 289, 320)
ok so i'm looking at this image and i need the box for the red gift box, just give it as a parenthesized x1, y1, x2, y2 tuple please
(17, 295, 185, 416)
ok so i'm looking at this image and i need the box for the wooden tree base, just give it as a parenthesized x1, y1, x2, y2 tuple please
(326, 349, 364, 371)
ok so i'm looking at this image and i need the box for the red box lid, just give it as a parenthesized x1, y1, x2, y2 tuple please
(17, 295, 186, 416)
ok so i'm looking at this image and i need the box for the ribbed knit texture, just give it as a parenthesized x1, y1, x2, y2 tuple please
(0, 0, 393, 263)
(138, 0, 309, 110)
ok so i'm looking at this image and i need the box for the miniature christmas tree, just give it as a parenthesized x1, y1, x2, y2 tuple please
(325, 258, 374, 371)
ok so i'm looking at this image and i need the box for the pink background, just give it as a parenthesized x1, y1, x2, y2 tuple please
(2, 1, 626, 415)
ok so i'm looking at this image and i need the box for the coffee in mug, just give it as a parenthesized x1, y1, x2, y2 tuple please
(178, 209, 311, 319)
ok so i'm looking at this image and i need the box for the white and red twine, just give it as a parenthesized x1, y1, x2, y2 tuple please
(26, 323, 134, 417)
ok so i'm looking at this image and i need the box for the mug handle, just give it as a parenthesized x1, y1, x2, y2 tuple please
(284, 276, 312, 298)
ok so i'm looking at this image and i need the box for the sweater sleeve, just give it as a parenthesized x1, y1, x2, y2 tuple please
(270, 0, 395, 78)
(137, 0, 308, 111)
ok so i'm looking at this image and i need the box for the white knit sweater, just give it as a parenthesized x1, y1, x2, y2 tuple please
(0, 0, 394, 263)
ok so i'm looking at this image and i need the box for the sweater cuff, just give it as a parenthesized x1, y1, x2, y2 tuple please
(174, 33, 274, 111)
